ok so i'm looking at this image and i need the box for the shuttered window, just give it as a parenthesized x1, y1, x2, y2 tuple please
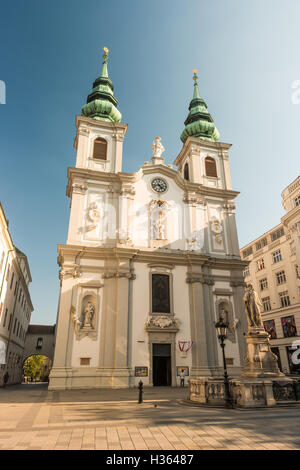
(205, 157, 217, 177)
(93, 138, 107, 160)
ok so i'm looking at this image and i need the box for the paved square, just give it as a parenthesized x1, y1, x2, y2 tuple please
(0, 384, 299, 450)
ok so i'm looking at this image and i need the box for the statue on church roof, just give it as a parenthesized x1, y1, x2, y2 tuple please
(152, 136, 165, 159)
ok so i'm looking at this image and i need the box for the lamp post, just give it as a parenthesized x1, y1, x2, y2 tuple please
(215, 318, 234, 409)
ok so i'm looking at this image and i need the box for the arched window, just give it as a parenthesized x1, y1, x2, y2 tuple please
(93, 138, 107, 160)
(184, 163, 189, 181)
(205, 156, 217, 177)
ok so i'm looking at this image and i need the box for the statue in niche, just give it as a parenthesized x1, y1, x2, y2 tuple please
(152, 136, 165, 158)
(243, 283, 263, 328)
(218, 303, 236, 343)
(83, 301, 95, 329)
(153, 210, 166, 239)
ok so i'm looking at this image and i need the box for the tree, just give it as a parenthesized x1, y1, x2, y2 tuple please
(23, 355, 45, 381)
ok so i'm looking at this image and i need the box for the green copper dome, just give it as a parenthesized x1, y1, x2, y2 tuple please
(81, 47, 122, 122)
(180, 71, 219, 143)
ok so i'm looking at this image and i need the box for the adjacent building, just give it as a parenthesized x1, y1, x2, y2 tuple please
(49, 50, 248, 390)
(240, 176, 300, 374)
(0, 203, 34, 386)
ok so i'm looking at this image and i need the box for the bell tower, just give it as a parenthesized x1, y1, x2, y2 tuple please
(174, 70, 232, 191)
(73, 47, 127, 174)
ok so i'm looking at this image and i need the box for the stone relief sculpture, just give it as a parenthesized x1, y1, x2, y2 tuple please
(186, 230, 204, 251)
(218, 302, 236, 343)
(146, 315, 179, 329)
(152, 136, 165, 158)
(150, 201, 168, 240)
(211, 218, 223, 245)
(83, 302, 95, 329)
(87, 201, 104, 232)
(243, 283, 263, 328)
(71, 298, 97, 340)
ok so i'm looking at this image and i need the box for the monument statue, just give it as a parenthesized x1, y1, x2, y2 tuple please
(83, 302, 95, 329)
(152, 136, 165, 158)
(243, 283, 263, 328)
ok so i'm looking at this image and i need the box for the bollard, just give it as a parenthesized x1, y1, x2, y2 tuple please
(138, 380, 143, 404)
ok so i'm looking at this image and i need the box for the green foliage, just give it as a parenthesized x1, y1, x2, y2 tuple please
(23, 355, 45, 380)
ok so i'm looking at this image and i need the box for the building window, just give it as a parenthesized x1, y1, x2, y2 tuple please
(256, 258, 265, 271)
(259, 278, 268, 291)
(276, 270, 286, 285)
(36, 337, 43, 349)
(205, 156, 217, 177)
(10, 272, 14, 289)
(243, 247, 253, 258)
(8, 314, 12, 331)
(93, 138, 107, 160)
(295, 195, 300, 207)
(243, 266, 250, 277)
(3, 309, 8, 327)
(272, 249, 282, 264)
(80, 358, 91, 366)
(152, 274, 170, 313)
(279, 291, 290, 308)
(6, 264, 10, 281)
(263, 319, 277, 339)
(281, 315, 297, 337)
(271, 227, 284, 242)
(183, 163, 189, 180)
(14, 280, 18, 296)
(262, 296, 272, 312)
(13, 318, 17, 334)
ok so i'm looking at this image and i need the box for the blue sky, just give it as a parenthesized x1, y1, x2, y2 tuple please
(0, 0, 299, 324)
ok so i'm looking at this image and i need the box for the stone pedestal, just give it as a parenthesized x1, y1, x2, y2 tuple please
(242, 327, 284, 378)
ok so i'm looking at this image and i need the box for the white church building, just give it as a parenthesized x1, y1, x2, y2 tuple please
(49, 49, 248, 390)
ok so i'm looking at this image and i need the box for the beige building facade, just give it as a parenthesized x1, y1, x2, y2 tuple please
(0, 203, 34, 386)
(49, 54, 248, 390)
(241, 176, 300, 375)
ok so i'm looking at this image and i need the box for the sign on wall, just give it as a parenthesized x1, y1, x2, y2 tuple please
(135, 367, 148, 377)
(176, 366, 189, 376)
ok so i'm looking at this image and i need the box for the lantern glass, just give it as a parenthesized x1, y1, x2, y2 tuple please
(215, 319, 228, 338)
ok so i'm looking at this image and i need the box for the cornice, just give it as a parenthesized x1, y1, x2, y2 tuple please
(66, 166, 239, 201)
(173, 136, 232, 167)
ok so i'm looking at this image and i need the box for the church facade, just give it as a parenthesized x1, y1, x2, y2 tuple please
(49, 49, 247, 390)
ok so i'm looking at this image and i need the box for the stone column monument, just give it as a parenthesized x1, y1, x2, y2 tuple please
(242, 283, 283, 378)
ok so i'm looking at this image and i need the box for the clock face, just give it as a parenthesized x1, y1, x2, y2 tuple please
(151, 178, 167, 193)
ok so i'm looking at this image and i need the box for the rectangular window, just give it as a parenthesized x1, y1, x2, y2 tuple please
(80, 358, 90, 366)
(272, 249, 282, 263)
(259, 278, 268, 291)
(8, 314, 12, 331)
(281, 315, 297, 337)
(36, 337, 43, 349)
(256, 241, 262, 250)
(6, 264, 10, 281)
(262, 296, 272, 312)
(295, 195, 300, 207)
(271, 227, 284, 242)
(279, 291, 290, 308)
(243, 266, 250, 277)
(10, 272, 14, 289)
(243, 247, 253, 258)
(152, 274, 170, 313)
(256, 258, 265, 271)
(13, 318, 17, 334)
(263, 319, 277, 339)
(3, 309, 8, 327)
(14, 280, 18, 296)
(262, 237, 267, 247)
(0, 252, 4, 273)
(276, 270, 286, 285)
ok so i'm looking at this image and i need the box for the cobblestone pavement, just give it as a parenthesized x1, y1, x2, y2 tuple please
(0, 383, 299, 450)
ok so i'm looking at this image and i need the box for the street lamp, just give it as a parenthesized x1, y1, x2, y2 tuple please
(215, 317, 234, 409)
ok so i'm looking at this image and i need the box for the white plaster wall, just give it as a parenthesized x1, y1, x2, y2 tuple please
(130, 263, 192, 386)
